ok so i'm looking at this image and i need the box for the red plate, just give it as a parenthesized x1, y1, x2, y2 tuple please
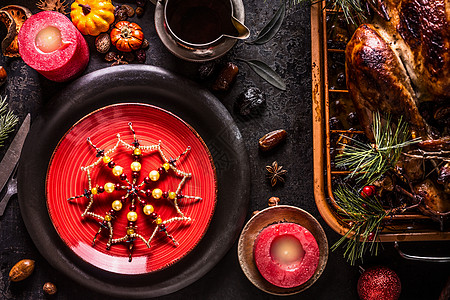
(46, 103, 217, 275)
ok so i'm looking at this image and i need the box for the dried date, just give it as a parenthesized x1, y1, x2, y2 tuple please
(259, 129, 287, 151)
(9, 259, 35, 282)
(212, 62, 238, 92)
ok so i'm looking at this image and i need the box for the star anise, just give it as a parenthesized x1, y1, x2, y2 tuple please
(111, 55, 129, 67)
(266, 161, 287, 187)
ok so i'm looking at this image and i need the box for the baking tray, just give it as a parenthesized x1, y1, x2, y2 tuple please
(311, 1, 450, 241)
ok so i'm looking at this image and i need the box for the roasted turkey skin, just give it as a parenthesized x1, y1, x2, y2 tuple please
(345, 23, 430, 139)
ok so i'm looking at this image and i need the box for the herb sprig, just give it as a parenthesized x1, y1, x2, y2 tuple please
(0, 96, 18, 147)
(331, 185, 388, 265)
(336, 112, 421, 185)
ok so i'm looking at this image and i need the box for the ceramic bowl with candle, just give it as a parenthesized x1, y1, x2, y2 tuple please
(18, 11, 89, 82)
(238, 205, 328, 295)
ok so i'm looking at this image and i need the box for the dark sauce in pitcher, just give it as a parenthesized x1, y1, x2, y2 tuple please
(166, 0, 238, 45)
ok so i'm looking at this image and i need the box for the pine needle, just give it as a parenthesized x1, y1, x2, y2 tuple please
(331, 185, 387, 265)
(336, 112, 421, 185)
(0, 96, 18, 147)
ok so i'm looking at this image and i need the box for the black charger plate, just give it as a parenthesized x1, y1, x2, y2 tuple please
(17, 65, 250, 298)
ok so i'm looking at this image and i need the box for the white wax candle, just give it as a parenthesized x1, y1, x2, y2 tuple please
(270, 235, 304, 265)
(35, 26, 62, 53)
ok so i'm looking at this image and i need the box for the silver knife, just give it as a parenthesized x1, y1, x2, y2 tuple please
(0, 114, 30, 215)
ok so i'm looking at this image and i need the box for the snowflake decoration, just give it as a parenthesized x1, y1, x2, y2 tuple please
(68, 123, 202, 262)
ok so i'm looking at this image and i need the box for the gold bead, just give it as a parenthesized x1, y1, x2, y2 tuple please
(127, 211, 138, 222)
(127, 228, 135, 235)
(104, 182, 115, 193)
(103, 156, 111, 164)
(131, 161, 141, 172)
(155, 217, 162, 225)
(91, 187, 98, 195)
(104, 215, 112, 222)
(163, 163, 170, 171)
(112, 165, 123, 176)
(143, 204, 154, 215)
(149, 170, 160, 181)
(112, 200, 122, 211)
(133, 148, 142, 156)
(168, 191, 176, 200)
(152, 188, 162, 199)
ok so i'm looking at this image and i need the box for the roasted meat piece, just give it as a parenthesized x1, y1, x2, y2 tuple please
(345, 0, 449, 139)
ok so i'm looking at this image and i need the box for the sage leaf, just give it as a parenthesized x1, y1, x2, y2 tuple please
(247, 2, 286, 45)
(237, 59, 286, 91)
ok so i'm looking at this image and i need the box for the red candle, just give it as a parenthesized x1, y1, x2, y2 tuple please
(18, 11, 89, 82)
(254, 222, 319, 288)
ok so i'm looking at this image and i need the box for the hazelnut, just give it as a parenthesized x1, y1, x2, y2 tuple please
(105, 51, 118, 62)
(121, 4, 135, 17)
(141, 39, 150, 50)
(136, 7, 144, 17)
(9, 259, 35, 282)
(0, 66, 7, 86)
(43, 282, 57, 295)
(95, 33, 111, 54)
(251, 210, 260, 217)
(268, 197, 280, 207)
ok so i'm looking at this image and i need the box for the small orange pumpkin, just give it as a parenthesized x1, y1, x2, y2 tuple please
(110, 21, 144, 52)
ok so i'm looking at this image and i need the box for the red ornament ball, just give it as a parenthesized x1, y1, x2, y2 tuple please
(357, 266, 401, 300)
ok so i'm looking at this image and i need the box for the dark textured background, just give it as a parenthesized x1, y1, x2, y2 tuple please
(0, 0, 449, 299)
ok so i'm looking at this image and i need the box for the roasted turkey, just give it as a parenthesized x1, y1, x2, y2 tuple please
(345, 0, 449, 140)
(345, 0, 450, 222)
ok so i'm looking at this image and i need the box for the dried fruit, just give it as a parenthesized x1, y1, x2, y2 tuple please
(43, 282, 57, 295)
(0, 66, 7, 86)
(9, 259, 35, 282)
(104, 51, 117, 62)
(259, 129, 287, 152)
(36, 0, 69, 14)
(135, 49, 146, 64)
(95, 33, 111, 54)
(235, 86, 266, 116)
(268, 196, 280, 207)
(121, 4, 134, 17)
(212, 62, 238, 91)
(0, 5, 32, 57)
(135, 6, 144, 17)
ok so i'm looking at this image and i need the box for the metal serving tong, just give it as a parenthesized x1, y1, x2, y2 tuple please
(0, 114, 30, 216)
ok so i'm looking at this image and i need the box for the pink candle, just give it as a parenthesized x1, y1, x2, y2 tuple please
(254, 222, 319, 288)
(18, 11, 89, 82)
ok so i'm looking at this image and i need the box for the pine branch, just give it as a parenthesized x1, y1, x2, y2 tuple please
(335, 112, 421, 185)
(331, 185, 388, 265)
(0, 96, 18, 147)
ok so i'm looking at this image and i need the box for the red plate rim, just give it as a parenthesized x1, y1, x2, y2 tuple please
(45, 103, 217, 275)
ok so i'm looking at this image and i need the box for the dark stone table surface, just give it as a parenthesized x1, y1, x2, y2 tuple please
(0, 0, 449, 299)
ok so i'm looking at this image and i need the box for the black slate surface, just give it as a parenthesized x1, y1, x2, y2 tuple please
(0, 0, 449, 299)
